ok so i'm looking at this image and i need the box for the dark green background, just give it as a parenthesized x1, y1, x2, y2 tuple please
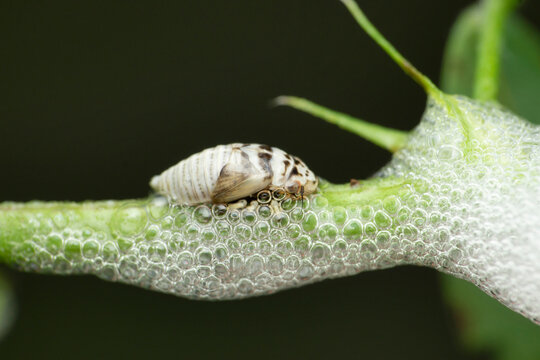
(1, 1, 539, 359)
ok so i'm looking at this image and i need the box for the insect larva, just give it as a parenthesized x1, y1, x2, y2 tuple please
(150, 143, 318, 205)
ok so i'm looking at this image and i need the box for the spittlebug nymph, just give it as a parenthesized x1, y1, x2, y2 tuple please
(150, 143, 318, 205)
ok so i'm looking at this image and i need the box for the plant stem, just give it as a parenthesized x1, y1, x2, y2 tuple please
(274, 96, 408, 153)
(473, 0, 518, 101)
(340, 0, 443, 102)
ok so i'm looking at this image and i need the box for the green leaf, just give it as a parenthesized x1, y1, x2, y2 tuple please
(441, 5, 540, 124)
(498, 15, 540, 123)
(0, 270, 16, 341)
(441, 274, 540, 360)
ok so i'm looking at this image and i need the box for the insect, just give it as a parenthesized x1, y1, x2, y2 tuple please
(150, 143, 318, 205)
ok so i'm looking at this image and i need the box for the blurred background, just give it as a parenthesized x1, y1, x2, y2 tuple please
(0, 0, 539, 359)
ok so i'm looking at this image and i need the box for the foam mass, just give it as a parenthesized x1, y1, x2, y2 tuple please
(0, 96, 539, 322)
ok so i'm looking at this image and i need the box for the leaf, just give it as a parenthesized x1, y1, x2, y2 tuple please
(441, 5, 540, 124)
(0, 270, 16, 341)
(441, 274, 540, 360)
(498, 15, 540, 123)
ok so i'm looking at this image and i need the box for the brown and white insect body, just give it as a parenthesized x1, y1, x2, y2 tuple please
(150, 143, 318, 205)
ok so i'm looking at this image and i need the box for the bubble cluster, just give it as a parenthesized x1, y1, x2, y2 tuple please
(2, 96, 540, 322)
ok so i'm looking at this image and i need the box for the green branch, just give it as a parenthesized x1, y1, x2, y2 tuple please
(274, 96, 408, 153)
(340, 0, 444, 102)
(473, 0, 518, 100)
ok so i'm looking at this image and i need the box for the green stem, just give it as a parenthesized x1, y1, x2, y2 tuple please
(274, 96, 408, 153)
(0, 200, 148, 267)
(320, 177, 414, 207)
(0, 176, 420, 268)
(340, 0, 444, 102)
(473, 0, 518, 101)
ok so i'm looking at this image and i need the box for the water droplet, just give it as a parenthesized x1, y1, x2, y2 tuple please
(438, 228, 450, 242)
(198, 250, 213, 265)
(360, 205, 374, 220)
(257, 190, 272, 204)
(360, 241, 378, 260)
(374, 211, 392, 228)
(257, 205, 272, 219)
(318, 224, 338, 243)
(276, 241, 293, 257)
(311, 243, 330, 265)
(253, 221, 270, 239)
(174, 212, 189, 229)
(64, 239, 81, 260)
(238, 279, 254, 294)
(272, 189, 287, 201)
(242, 241, 257, 255)
(280, 198, 296, 211)
(99, 265, 116, 281)
(332, 239, 348, 258)
(185, 224, 200, 240)
(212, 204, 228, 218)
(271, 213, 289, 228)
(178, 252, 193, 269)
(246, 255, 264, 276)
(102, 242, 119, 263)
(302, 212, 318, 232)
(166, 267, 181, 282)
(160, 216, 173, 230)
(53, 256, 71, 273)
(267, 255, 284, 275)
(197, 266, 211, 278)
(397, 207, 411, 224)
(214, 247, 228, 261)
(285, 256, 300, 270)
(294, 236, 310, 254)
(112, 204, 147, 236)
(227, 209, 241, 224)
(148, 241, 167, 263)
(343, 220, 363, 241)
(119, 259, 139, 279)
(214, 263, 228, 279)
(313, 195, 328, 209)
(202, 229, 215, 242)
(242, 210, 257, 224)
(332, 207, 348, 226)
(148, 197, 169, 220)
(376, 231, 391, 248)
(364, 222, 377, 237)
(145, 225, 160, 240)
(194, 205, 212, 225)
(230, 255, 244, 275)
(215, 220, 231, 238)
(81, 228, 93, 239)
(296, 262, 314, 280)
(438, 145, 462, 160)
(45, 234, 63, 254)
(412, 209, 428, 227)
(258, 240, 273, 255)
(383, 196, 401, 214)
(235, 225, 252, 241)
(286, 224, 301, 239)
(290, 208, 304, 222)
(52, 213, 68, 229)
